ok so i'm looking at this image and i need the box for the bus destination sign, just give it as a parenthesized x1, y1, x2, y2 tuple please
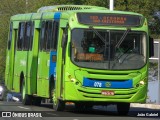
(77, 13, 142, 26)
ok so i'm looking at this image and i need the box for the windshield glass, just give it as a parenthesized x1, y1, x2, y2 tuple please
(71, 29, 147, 70)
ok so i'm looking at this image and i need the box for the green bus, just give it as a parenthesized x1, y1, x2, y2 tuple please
(5, 5, 154, 115)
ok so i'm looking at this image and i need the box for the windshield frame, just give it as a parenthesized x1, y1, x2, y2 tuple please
(70, 28, 148, 70)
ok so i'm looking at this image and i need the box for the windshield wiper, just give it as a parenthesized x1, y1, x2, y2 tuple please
(111, 44, 133, 69)
(89, 26, 106, 43)
(115, 28, 131, 48)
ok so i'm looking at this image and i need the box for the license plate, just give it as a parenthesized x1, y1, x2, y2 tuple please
(101, 90, 114, 96)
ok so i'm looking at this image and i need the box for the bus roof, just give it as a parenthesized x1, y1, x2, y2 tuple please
(10, 5, 143, 21)
(37, 5, 107, 13)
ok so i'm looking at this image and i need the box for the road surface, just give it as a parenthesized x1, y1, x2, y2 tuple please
(0, 101, 159, 120)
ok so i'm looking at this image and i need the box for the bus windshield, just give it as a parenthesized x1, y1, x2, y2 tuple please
(71, 29, 147, 70)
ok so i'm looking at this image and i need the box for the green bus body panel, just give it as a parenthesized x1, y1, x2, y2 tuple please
(56, 28, 63, 99)
(5, 54, 9, 86)
(6, 29, 17, 90)
(63, 53, 149, 103)
(5, 5, 149, 104)
(14, 51, 27, 92)
(12, 21, 19, 29)
(27, 28, 40, 94)
(34, 20, 41, 28)
(37, 52, 50, 97)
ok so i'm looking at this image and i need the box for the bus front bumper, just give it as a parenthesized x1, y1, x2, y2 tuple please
(65, 82, 147, 103)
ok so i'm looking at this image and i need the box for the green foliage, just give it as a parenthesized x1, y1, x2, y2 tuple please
(115, 0, 160, 38)
(0, 0, 160, 83)
(0, 0, 55, 83)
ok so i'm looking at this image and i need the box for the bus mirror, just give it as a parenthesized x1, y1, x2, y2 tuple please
(149, 37, 154, 58)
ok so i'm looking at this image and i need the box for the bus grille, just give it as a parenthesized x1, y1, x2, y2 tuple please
(77, 88, 137, 99)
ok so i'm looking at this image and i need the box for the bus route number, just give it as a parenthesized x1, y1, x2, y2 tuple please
(94, 82, 102, 88)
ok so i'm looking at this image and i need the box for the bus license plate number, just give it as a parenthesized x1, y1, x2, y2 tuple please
(101, 90, 114, 96)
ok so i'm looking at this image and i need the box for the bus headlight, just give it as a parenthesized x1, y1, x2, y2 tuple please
(70, 78, 76, 82)
(139, 80, 145, 85)
(136, 79, 146, 87)
(68, 74, 80, 85)
(68, 74, 76, 82)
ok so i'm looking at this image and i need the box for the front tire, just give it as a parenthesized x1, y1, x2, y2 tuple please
(53, 99, 65, 111)
(21, 80, 32, 105)
(117, 103, 130, 116)
(52, 89, 65, 111)
(32, 97, 42, 106)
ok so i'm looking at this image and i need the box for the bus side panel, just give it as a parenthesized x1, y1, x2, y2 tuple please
(37, 51, 49, 97)
(27, 23, 41, 95)
(5, 50, 14, 90)
(25, 51, 31, 95)
(56, 28, 63, 99)
(13, 51, 27, 92)
(5, 52, 9, 86)
(6, 25, 17, 90)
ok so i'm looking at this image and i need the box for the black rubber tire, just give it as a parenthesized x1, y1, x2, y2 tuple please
(52, 80, 65, 111)
(117, 103, 130, 116)
(21, 80, 32, 105)
(53, 99, 65, 111)
(32, 97, 42, 106)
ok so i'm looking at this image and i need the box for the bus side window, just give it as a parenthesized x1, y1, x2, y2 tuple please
(40, 20, 59, 51)
(23, 22, 31, 51)
(8, 22, 13, 50)
(43, 21, 49, 50)
(50, 21, 58, 51)
(40, 21, 46, 51)
(40, 21, 50, 51)
(46, 21, 53, 50)
(17, 22, 25, 50)
(52, 21, 59, 51)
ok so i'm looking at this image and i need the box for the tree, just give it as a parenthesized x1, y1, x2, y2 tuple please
(0, 0, 160, 83)
(0, 0, 54, 83)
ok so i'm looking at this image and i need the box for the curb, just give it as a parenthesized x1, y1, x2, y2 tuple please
(131, 103, 160, 109)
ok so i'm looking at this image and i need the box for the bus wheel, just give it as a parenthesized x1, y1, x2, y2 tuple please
(32, 97, 42, 106)
(21, 80, 32, 105)
(52, 89, 65, 111)
(117, 103, 130, 116)
(53, 99, 65, 111)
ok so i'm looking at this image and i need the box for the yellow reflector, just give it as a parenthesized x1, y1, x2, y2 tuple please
(66, 102, 74, 105)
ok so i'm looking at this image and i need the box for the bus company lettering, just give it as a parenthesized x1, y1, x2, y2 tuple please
(76, 53, 103, 61)
(90, 15, 127, 24)
(12, 112, 42, 117)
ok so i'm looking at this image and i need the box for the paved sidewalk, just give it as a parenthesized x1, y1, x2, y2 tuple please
(131, 103, 160, 109)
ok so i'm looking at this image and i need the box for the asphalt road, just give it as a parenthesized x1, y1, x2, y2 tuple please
(0, 101, 159, 120)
